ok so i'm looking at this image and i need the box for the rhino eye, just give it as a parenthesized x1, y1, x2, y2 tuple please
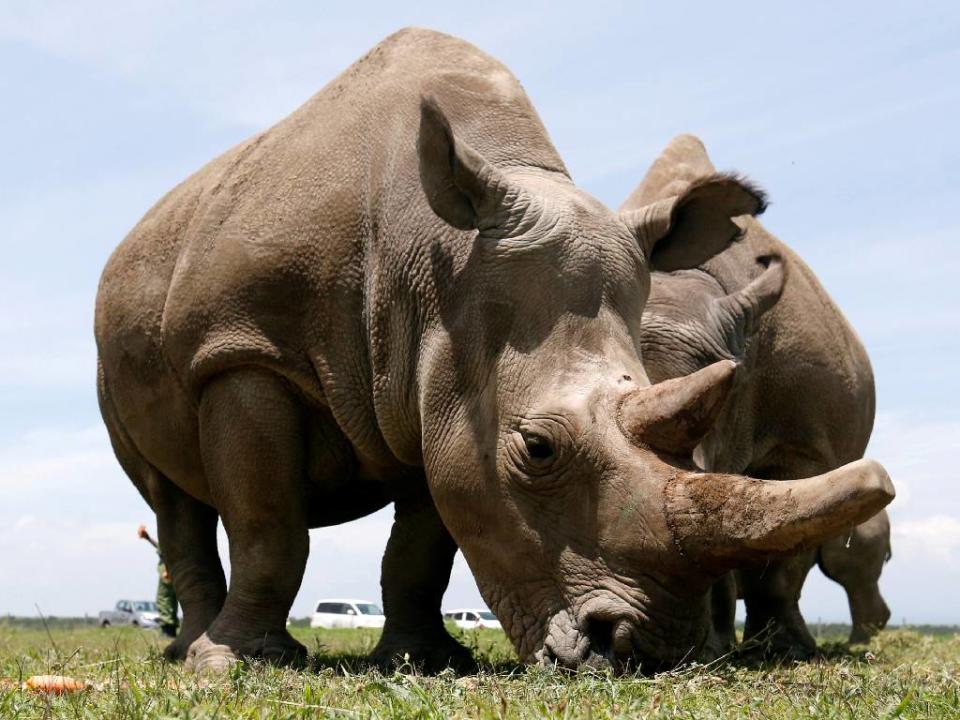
(507, 418, 572, 483)
(524, 433, 554, 461)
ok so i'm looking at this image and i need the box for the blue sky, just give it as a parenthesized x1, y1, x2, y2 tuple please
(1, 1, 958, 624)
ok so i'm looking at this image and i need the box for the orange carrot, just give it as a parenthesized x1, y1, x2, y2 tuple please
(25, 675, 89, 694)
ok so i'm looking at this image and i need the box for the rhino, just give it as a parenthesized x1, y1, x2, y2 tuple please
(94, 28, 893, 673)
(624, 135, 892, 656)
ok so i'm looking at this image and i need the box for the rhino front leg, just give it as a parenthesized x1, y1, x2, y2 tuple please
(153, 475, 227, 662)
(739, 549, 818, 659)
(186, 369, 309, 672)
(370, 487, 475, 673)
(702, 572, 737, 660)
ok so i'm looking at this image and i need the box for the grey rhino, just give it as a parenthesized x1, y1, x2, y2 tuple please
(624, 135, 892, 656)
(95, 28, 893, 673)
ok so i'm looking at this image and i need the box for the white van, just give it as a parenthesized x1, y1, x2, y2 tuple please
(310, 599, 386, 629)
(443, 608, 502, 630)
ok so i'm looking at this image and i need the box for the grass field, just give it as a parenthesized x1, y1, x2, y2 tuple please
(1, 623, 958, 718)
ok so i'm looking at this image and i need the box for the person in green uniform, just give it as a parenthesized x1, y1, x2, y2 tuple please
(138, 524, 179, 638)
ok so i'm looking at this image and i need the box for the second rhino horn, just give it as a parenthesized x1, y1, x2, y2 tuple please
(618, 360, 736, 457)
(715, 254, 787, 337)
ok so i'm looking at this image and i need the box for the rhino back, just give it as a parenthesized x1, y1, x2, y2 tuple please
(96, 27, 567, 474)
(706, 221, 875, 475)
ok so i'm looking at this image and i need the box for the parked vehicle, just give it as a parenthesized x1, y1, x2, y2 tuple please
(310, 599, 386, 629)
(98, 600, 162, 628)
(443, 608, 502, 630)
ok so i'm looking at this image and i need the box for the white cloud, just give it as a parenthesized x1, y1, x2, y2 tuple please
(0, 3, 526, 131)
(0, 422, 485, 617)
(801, 512, 960, 626)
(1, 3, 333, 129)
(0, 425, 117, 493)
(0, 343, 96, 389)
(894, 514, 960, 565)
(866, 411, 960, 518)
(14, 514, 36, 531)
(0, 3, 271, 83)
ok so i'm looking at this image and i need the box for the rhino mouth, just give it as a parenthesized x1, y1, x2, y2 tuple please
(535, 595, 705, 673)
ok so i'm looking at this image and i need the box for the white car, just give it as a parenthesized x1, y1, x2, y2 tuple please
(310, 599, 386, 629)
(443, 608, 502, 630)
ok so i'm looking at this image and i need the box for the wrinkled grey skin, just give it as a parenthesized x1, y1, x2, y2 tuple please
(624, 135, 892, 656)
(96, 28, 893, 674)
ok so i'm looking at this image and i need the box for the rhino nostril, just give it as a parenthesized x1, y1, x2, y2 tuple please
(585, 617, 614, 659)
(584, 615, 638, 668)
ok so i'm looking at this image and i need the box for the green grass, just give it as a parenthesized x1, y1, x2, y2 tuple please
(1, 623, 957, 718)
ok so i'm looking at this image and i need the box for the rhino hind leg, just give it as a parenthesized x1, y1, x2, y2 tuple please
(153, 476, 227, 662)
(98, 368, 227, 663)
(369, 488, 475, 673)
(818, 518, 891, 644)
(844, 582, 890, 644)
(187, 368, 310, 671)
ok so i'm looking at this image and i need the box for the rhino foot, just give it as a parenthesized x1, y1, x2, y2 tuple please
(185, 633, 239, 673)
(848, 587, 891, 645)
(164, 634, 198, 663)
(370, 631, 476, 674)
(849, 609, 890, 645)
(740, 623, 818, 662)
(699, 633, 735, 663)
(184, 630, 308, 672)
(249, 631, 309, 667)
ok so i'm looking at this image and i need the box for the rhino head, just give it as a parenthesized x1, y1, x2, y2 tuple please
(414, 99, 893, 671)
(641, 254, 786, 381)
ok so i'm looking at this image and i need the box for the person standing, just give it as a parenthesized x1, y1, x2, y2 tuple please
(137, 524, 179, 638)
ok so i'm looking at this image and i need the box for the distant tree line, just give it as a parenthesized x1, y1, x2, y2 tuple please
(2, 615, 959, 637)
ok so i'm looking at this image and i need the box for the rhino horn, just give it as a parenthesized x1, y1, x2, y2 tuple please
(715, 254, 786, 337)
(618, 359, 736, 457)
(664, 459, 895, 571)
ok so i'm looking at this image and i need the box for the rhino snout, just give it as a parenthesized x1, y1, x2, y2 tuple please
(537, 596, 702, 673)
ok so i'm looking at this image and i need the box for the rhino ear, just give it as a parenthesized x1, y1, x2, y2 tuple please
(621, 173, 768, 272)
(418, 95, 519, 231)
(622, 133, 717, 209)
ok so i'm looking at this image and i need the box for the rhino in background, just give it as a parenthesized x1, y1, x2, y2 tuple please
(624, 135, 892, 656)
(95, 28, 893, 674)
